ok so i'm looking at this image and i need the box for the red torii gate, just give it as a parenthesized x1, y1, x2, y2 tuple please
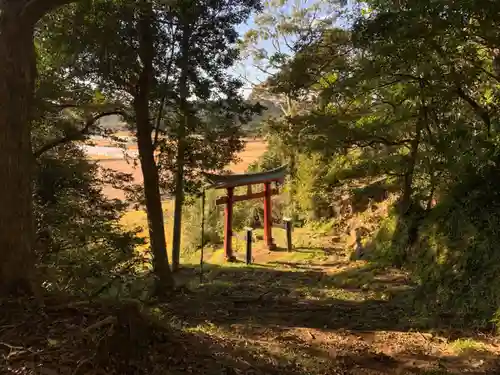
(203, 165, 287, 261)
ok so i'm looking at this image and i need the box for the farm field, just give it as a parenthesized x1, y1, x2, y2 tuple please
(87, 137, 267, 200)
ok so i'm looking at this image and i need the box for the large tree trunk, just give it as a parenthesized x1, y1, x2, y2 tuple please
(0, 6, 38, 295)
(171, 25, 191, 272)
(135, 2, 174, 294)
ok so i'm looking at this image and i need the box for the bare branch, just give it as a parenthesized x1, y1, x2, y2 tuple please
(34, 111, 125, 158)
(348, 136, 413, 148)
(282, 33, 295, 52)
(153, 38, 176, 149)
(252, 63, 275, 77)
(153, 96, 166, 148)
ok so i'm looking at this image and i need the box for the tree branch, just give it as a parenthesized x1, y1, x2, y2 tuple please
(429, 42, 492, 135)
(153, 41, 176, 149)
(455, 87, 491, 135)
(391, 73, 427, 84)
(33, 111, 125, 158)
(153, 95, 166, 148)
(345, 136, 413, 149)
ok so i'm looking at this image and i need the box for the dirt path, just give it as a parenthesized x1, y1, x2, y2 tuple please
(1, 233, 498, 374)
(166, 238, 500, 375)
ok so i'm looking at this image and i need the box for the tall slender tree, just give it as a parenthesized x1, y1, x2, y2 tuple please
(168, 0, 262, 270)
(39, 0, 178, 293)
(40, 0, 261, 280)
(135, 0, 175, 292)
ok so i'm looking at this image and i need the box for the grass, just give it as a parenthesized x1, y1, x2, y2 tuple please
(19, 206, 500, 374)
(120, 198, 335, 268)
(449, 338, 488, 355)
(121, 200, 177, 257)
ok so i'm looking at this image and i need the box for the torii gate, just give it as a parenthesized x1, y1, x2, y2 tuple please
(203, 165, 287, 261)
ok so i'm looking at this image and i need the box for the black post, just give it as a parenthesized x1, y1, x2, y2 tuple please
(284, 218, 293, 252)
(245, 227, 253, 265)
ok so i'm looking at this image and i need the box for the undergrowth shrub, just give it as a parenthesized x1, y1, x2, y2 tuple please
(292, 153, 332, 222)
(248, 140, 400, 226)
(182, 190, 224, 253)
(367, 209, 401, 264)
(35, 144, 144, 298)
(369, 158, 500, 330)
(414, 175, 500, 329)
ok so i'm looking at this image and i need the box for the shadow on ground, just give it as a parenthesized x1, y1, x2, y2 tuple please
(164, 262, 500, 374)
(1, 261, 499, 375)
(172, 263, 441, 332)
(3, 296, 491, 375)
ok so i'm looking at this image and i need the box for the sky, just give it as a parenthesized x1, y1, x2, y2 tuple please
(233, 15, 276, 97)
(233, 0, 356, 98)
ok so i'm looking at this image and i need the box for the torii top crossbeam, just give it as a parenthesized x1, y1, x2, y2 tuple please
(203, 165, 287, 189)
(202, 165, 288, 261)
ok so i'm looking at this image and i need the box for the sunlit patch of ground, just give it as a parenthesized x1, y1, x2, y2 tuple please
(88, 134, 500, 374)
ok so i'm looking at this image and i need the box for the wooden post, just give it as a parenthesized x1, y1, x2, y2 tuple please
(245, 227, 253, 265)
(284, 217, 293, 252)
(263, 182, 275, 250)
(224, 187, 236, 261)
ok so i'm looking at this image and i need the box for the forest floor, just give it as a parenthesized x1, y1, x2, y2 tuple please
(165, 229, 500, 375)
(2, 227, 499, 375)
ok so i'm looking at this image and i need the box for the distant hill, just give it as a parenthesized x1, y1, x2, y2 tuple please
(94, 92, 283, 135)
(244, 85, 283, 134)
(97, 114, 128, 131)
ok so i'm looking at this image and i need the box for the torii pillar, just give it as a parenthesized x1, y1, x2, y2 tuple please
(223, 187, 236, 261)
(263, 182, 276, 250)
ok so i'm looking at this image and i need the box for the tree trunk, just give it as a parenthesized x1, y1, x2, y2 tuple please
(135, 2, 174, 294)
(171, 25, 191, 272)
(0, 6, 38, 296)
(171, 130, 186, 272)
(392, 107, 424, 266)
(400, 113, 423, 215)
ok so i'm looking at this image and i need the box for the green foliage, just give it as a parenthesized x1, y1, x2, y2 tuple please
(34, 142, 144, 297)
(247, 134, 286, 173)
(182, 190, 224, 253)
(366, 155, 500, 328)
(367, 210, 401, 264)
(292, 153, 331, 222)
(39, 0, 265, 203)
(252, 0, 500, 329)
(449, 338, 487, 355)
(32, 27, 146, 297)
(411, 160, 500, 328)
